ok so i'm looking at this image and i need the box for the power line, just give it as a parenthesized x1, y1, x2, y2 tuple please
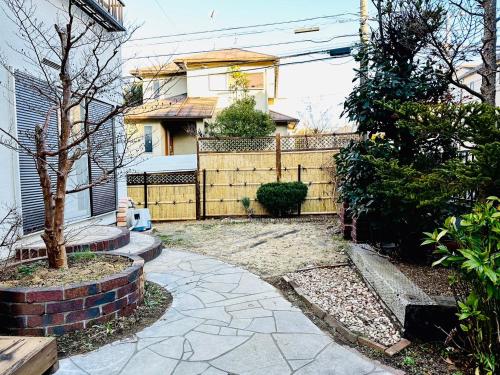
(125, 53, 354, 80)
(126, 19, 355, 47)
(124, 34, 357, 61)
(129, 13, 358, 41)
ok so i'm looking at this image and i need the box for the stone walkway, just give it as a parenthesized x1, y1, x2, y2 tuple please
(56, 250, 399, 375)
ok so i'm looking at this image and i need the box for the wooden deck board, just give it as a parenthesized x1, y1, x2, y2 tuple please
(0, 336, 58, 375)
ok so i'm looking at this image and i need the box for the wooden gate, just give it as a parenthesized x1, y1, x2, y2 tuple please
(198, 133, 357, 217)
(127, 171, 198, 220)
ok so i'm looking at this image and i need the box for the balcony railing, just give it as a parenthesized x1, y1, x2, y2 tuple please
(73, 0, 125, 32)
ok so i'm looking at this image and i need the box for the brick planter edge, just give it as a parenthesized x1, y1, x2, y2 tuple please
(16, 227, 131, 261)
(0, 253, 144, 336)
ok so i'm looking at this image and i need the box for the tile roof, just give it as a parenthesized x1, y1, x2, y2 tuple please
(174, 48, 278, 64)
(130, 62, 184, 77)
(126, 95, 218, 120)
(269, 110, 299, 123)
(131, 49, 279, 77)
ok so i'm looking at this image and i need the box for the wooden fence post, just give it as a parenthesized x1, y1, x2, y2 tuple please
(297, 164, 301, 216)
(202, 169, 207, 219)
(143, 172, 148, 208)
(195, 171, 200, 220)
(276, 133, 281, 182)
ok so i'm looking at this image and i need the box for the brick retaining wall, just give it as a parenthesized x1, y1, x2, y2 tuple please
(16, 227, 131, 261)
(0, 253, 144, 336)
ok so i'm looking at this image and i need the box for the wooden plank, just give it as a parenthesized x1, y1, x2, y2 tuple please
(0, 336, 58, 375)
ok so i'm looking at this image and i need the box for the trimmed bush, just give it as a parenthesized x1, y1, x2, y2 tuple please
(256, 182, 308, 217)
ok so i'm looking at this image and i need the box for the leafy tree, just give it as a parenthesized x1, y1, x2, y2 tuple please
(228, 65, 249, 100)
(343, 0, 449, 162)
(210, 97, 275, 137)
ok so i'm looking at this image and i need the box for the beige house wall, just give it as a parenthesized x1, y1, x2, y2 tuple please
(128, 120, 166, 158)
(170, 127, 197, 155)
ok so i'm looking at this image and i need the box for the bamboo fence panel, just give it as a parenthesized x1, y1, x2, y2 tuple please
(127, 184, 196, 220)
(199, 152, 275, 216)
(281, 150, 338, 214)
(198, 149, 339, 217)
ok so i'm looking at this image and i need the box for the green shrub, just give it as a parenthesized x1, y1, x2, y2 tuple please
(241, 197, 253, 216)
(256, 182, 308, 217)
(423, 197, 500, 375)
(335, 102, 500, 259)
(209, 97, 275, 137)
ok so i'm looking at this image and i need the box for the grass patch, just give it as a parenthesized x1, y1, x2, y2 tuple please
(158, 234, 186, 247)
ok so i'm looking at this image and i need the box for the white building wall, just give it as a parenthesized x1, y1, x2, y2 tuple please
(186, 66, 272, 112)
(143, 76, 187, 100)
(0, 0, 126, 245)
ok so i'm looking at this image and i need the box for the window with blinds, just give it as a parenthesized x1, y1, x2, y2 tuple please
(14, 72, 118, 233)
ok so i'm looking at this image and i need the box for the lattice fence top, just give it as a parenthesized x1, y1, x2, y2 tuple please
(198, 133, 358, 153)
(127, 171, 196, 185)
(198, 137, 276, 153)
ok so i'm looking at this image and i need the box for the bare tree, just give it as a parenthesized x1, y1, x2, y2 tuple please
(408, 0, 497, 104)
(0, 0, 150, 269)
(297, 101, 333, 134)
(0, 207, 22, 267)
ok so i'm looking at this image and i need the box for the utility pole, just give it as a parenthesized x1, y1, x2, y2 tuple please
(359, 0, 370, 135)
(360, 0, 370, 46)
(359, 0, 370, 87)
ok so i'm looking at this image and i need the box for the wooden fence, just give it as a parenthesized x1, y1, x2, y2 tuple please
(126, 133, 357, 220)
(198, 133, 357, 218)
(127, 171, 198, 220)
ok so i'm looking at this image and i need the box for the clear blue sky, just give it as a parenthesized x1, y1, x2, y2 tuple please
(123, 1, 376, 130)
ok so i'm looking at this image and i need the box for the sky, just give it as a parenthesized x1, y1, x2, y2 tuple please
(123, 1, 375, 131)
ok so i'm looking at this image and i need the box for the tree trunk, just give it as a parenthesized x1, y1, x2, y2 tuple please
(480, 0, 497, 105)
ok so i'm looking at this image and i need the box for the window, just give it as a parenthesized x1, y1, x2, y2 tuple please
(247, 72, 264, 89)
(153, 80, 160, 99)
(144, 126, 153, 153)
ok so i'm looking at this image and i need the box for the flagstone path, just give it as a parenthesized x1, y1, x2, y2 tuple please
(56, 249, 400, 375)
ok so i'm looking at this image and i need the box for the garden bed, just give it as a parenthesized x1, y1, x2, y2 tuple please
(0, 253, 144, 336)
(0, 254, 130, 288)
(57, 281, 172, 358)
(285, 266, 402, 347)
(394, 262, 453, 297)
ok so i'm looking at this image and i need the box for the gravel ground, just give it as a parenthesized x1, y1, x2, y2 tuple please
(287, 266, 401, 347)
(155, 217, 347, 277)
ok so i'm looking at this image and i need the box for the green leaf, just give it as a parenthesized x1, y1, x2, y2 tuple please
(432, 256, 448, 267)
(436, 229, 448, 241)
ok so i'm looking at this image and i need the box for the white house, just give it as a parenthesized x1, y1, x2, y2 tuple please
(457, 56, 500, 105)
(125, 49, 299, 159)
(0, 0, 127, 246)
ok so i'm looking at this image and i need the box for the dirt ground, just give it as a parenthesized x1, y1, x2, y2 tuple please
(154, 217, 348, 278)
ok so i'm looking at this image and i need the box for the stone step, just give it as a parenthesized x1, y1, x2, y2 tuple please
(14, 226, 162, 263)
(110, 232, 163, 263)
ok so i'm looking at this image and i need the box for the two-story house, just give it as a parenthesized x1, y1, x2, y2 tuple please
(125, 49, 298, 159)
(0, 0, 126, 243)
(457, 56, 500, 105)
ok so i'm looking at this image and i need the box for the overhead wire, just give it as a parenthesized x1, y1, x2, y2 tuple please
(124, 34, 357, 61)
(124, 53, 354, 80)
(126, 19, 357, 47)
(129, 13, 359, 41)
